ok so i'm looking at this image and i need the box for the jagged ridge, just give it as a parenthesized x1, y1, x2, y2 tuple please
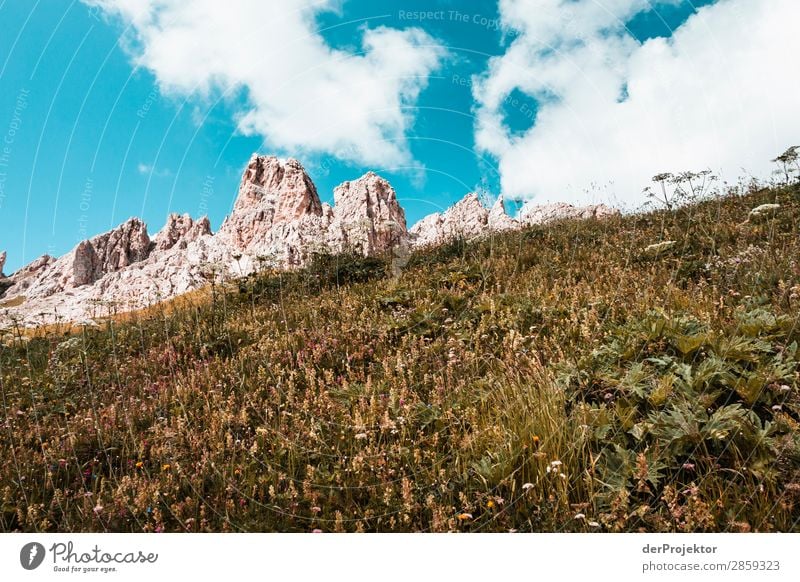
(0, 154, 617, 325)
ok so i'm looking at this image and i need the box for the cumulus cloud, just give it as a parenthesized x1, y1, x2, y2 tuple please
(84, 0, 445, 166)
(473, 0, 800, 206)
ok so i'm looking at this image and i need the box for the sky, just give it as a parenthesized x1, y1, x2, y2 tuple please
(0, 0, 797, 272)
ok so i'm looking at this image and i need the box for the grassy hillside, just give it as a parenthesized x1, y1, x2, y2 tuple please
(1, 181, 799, 532)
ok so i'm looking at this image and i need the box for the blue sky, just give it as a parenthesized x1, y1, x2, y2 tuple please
(1, 0, 797, 272)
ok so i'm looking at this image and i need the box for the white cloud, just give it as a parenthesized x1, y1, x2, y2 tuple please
(137, 163, 171, 177)
(84, 0, 445, 167)
(473, 0, 800, 207)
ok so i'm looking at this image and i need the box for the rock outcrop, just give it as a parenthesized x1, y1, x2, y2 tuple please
(153, 214, 212, 251)
(217, 155, 323, 252)
(518, 202, 618, 225)
(2, 218, 152, 302)
(0, 251, 6, 277)
(212, 155, 333, 268)
(409, 193, 493, 248)
(0, 153, 619, 326)
(487, 196, 519, 232)
(73, 217, 151, 286)
(409, 195, 619, 248)
(328, 172, 408, 255)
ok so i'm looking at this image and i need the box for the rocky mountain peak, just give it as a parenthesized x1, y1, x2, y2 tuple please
(153, 213, 212, 251)
(72, 217, 151, 286)
(0, 152, 620, 327)
(0, 251, 6, 277)
(409, 192, 491, 248)
(234, 155, 322, 220)
(329, 172, 408, 255)
(487, 195, 519, 232)
(220, 155, 323, 251)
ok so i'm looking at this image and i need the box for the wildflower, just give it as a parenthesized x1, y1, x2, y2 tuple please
(312, 529, 323, 533)
(574, 513, 586, 520)
(93, 504, 103, 514)
(135, 461, 144, 469)
(532, 435, 540, 447)
(355, 433, 368, 440)
(522, 483, 534, 491)
(457, 513, 473, 521)
(487, 500, 495, 509)
(588, 521, 601, 528)
(311, 506, 321, 513)
(682, 462, 696, 471)
(779, 385, 791, 392)
(547, 460, 562, 474)
(161, 464, 171, 472)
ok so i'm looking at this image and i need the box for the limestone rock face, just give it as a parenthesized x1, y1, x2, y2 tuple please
(218, 155, 323, 251)
(72, 241, 98, 287)
(8, 254, 54, 282)
(410, 196, 617, 248)
(410, 193, 493, 248)
(328, 172, 408, 255)
(2, 254, 52, 297)
(518, 202, 619, 225)
(0, 151, 620, 327)
(487, 196, 520, 232)
(70, 217, 151, 286)
(1, 218, 151, 303)
(407, 213, 444, 249)
(444, 193, 491, 240)
(0, 251, 6, 277)
(153, 214, 212, 251)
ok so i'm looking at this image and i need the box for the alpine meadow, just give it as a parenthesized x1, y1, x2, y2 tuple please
(2, 158, 799, 532)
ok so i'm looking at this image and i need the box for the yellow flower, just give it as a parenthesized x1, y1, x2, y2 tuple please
(487, 500, 495, 509)
(162, 464, 171, 471)
(457, 513, 473, 521)
(532, 435, 540, 446)
(135, 461, 144, 469)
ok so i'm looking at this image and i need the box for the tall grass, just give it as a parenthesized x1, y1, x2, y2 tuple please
(0, 180, 799, 532)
